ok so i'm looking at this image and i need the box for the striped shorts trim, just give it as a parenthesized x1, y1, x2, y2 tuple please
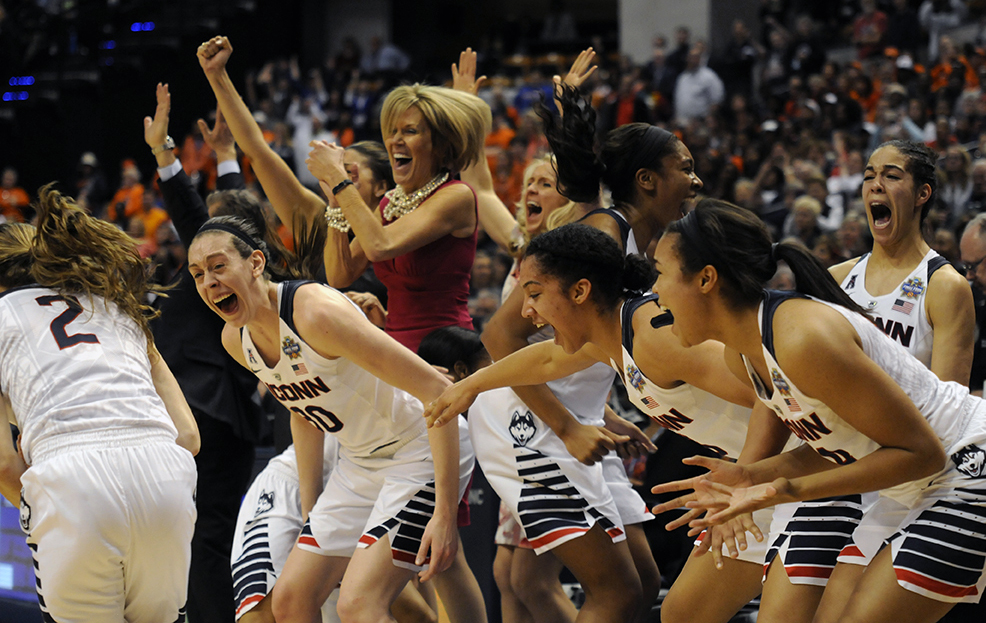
(515, 446, 624, 554)
(358, 482, 436, 570)
(887, 496, 986, 603)
(764, 494, 865, 586)
(232, 520, 276, 618)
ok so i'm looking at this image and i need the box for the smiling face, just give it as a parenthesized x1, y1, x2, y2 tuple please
(654, 141, 703, 226)
(861, 145, 929, 247)
(522, 163, 568, 235)
(653, 234, 710, 347)
(384, 106, 438, 192)
(518, 256, 590, 354)
(187, 232, 266, 327)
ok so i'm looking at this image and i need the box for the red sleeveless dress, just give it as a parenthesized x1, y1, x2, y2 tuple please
(373, 180, 478, 352)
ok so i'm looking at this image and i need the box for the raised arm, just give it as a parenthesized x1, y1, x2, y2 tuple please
(196, 36, 325, 232)
(452, 47, 520, 252)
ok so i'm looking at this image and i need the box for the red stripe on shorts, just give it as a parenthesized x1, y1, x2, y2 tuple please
(785, 565, 833, 579)
(298, 535, 319, 548)
(840, 545, 865, 558)
(528, 526, 587, 549)
(358, 535, 377, 546)
(896, 569, 980, 598)
(392, 550, 428, 565)
(236, 594, 265, 616)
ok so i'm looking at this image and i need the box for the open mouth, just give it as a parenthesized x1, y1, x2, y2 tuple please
(214, 292, 239, 315)
(869, 202, 891, 229)
(527, 201, 542, 218)
(393, 154, 412, 174)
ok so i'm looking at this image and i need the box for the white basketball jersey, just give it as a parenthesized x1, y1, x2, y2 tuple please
(745, 291, 979, 503)
(240, 282, 427, 465)
(0, 286, 178, 465)
(840, 250, 947, 367)
(612, 293, 757, 459)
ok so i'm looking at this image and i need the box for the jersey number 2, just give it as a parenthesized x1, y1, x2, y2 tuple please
(36, 295, 100, 350)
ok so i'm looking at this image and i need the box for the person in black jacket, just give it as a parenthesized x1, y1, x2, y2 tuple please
(144, 82, 263, 623)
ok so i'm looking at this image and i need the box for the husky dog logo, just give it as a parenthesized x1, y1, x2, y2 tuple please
(846, 275, 857, 290)
(952, 444, 986, 478)
(19, 491, 30, 533)
(509, 409, 537, 447)
(255, 490, 275, 516)
(770, 369, 792, 397)
(625, 364, 646, 392)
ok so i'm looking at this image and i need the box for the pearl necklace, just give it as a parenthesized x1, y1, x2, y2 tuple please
(382, 172, 449, 222)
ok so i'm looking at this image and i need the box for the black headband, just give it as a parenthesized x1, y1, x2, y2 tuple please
(196, 222, 262, 251)
(626, 125, 674, 176)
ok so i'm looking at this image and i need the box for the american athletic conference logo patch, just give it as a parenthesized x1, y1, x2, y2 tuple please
(509, 409, 537, 447)
(952, 444, 986, 478)
(282, 336, 302, 360)
(900, 277, 925, 299)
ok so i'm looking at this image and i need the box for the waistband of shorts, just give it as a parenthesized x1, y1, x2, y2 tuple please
(30, 428, 177, 464)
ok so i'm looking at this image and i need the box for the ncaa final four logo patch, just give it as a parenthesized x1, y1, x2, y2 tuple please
(952, 444, 986, 478)
(770, 369, 792, 397)
(626, 364, 646, 392)
(900, 277, 925, 299)
(282, 336, 302, 360)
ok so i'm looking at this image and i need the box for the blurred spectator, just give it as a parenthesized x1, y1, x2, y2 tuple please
(790, 15, 826, 77)
(644, 43, 677, 105)
(783, 194, 823, 248)
(940, 144, 973, 223)
(666, 26, 691, 77)
(674, 46, 725, 123)
(360, 35, 410, 76)
(853, 0, 888, 60)
(837, 211, 873, 259)
(920, 0, 968, 61)
(601, 74, 651, 128)
(470, 250, 496, 294)
(717, 20, 761, 99)
(138, 187, 171, 251)
(540, 0, 578, 45)
(268, 121, 296, 172)
(0, 167, 30, 223)
(180, 121, 213, 193)
(930, 36, 978, 98)
(74, 151, 108, 213)
(767, 263, 797, 290)
(335, 37, 362, 75)
(967, 159, 986, 215)
(932, 227, 961, 263)
(106, 160, 144, 227)
(886, 0, 923, 57)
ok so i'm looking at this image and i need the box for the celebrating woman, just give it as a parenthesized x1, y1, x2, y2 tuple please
(650, 199, 986, 623)
(426, 224, 798, 623)
(187, 215, 474, 623)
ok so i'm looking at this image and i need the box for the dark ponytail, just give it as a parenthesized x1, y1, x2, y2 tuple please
(524, 223, 656, 312)
(667, 199, 868, 315)
(535, 84, 605, 203)
(536, 83, 680, 205)
(417, 326, 488, 376)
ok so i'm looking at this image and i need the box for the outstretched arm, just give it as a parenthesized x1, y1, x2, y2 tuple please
(292, 285, 461, 578)
(196, 36, 325, 233)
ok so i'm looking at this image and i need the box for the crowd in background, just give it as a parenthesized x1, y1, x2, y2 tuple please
(5, 0, 986, 334)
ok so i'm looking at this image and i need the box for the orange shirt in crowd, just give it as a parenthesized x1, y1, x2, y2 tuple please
(930, 56, 979, 93)
(140, 206, 171, 247)
(107, 184, 145, 222)
(0, 186, 30, 222)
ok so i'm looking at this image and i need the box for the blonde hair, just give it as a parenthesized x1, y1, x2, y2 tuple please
(28, 185, 163, 342)
(0, 222, 35, 289)
(792, 195, 822, 216)
(380, 84, 491, 174)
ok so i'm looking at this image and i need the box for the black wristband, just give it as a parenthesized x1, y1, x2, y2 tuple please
(332, 179, 354, 195)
